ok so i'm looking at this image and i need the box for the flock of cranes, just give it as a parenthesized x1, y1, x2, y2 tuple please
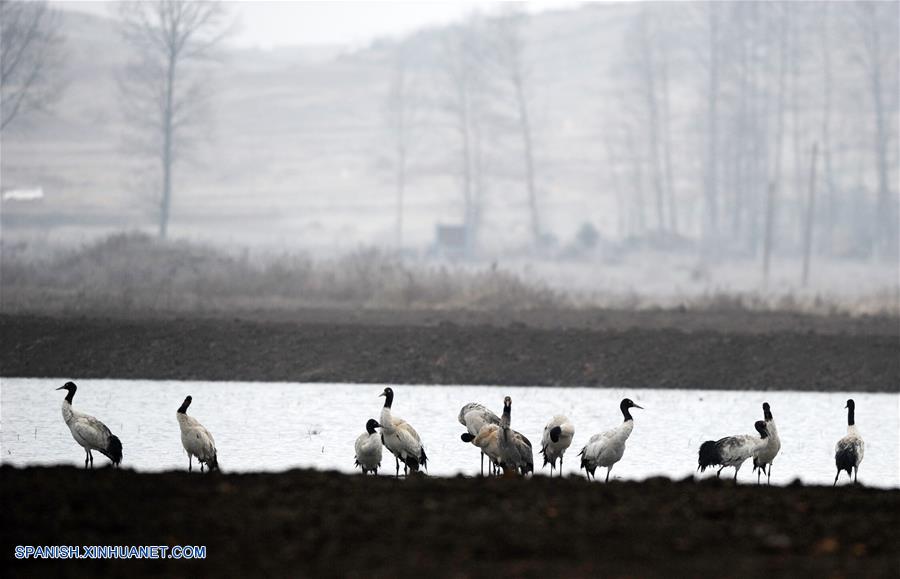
(56, 381, 866, 486)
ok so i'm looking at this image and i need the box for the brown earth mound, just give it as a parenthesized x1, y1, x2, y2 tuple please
(3, 466, 898, 578)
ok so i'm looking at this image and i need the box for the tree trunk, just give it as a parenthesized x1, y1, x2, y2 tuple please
(868, 25, 896, 259)
(514, 76, 540, 245)
(802, 144, 818, 286)
(763, 5, 789, 285)
(160, 52, 176, 239)
(660, 56, 677, 234)
(704, 3, 720, 242)
(820, 5, 836, 257)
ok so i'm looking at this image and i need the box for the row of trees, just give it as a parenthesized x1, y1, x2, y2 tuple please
(2, 0, 228, 240)
(382, 3, 898, 264)
(3, 2, 897, 265)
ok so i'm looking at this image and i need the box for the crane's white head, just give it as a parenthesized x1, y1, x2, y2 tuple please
(56, 381, 77, 403)
(178, 395, 192, 414)
(754, 420, 769, 439)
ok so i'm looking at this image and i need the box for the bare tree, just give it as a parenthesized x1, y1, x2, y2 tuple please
(384, 43, 418, 252)
(625, 6, 671, 234)
(117, 0, 229, 239)
(438, 16, 489, 255)
(801, 143, 818, 285)
(762, 3, 790, 284)
(0, 0, 64, 131)
(703, 1, 721, 242)
(488, 8, 542, 245)
(851, 2, 899, 258)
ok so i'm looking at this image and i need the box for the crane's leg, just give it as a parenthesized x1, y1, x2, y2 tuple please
(833, 470, 840, 487)
(757, 468, 761, 485)
(716, 466, 724, 479)
(395, 456, 400, 478)
(88, 450, 94, 469)
(84, 449, 90, 469)
(559, 456, 563, 477)
(606, 466, 612, 483)
(767, 464, 772, 485)
(853, 467, 858, 484)
(188, 455, 192, 472)
(201, 462, 205, 473)
(480, 452, 484, 477)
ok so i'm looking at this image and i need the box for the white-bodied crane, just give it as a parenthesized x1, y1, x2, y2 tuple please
(579, 398, 643, 482)
(698, 421, 769, 481)
(540, 415, 574, 477)
(57, 382, 122, 469)
(176, 395, 219, 472)
(354, 419, 383, 475)
(752, 402, 781, 484)
(834, 399, 864, 486)
(379, 387, 427, 476)
(458, 402, 500, 475)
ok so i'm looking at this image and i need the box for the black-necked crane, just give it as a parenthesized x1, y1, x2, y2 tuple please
(56, 382, 122, 469)
(834, 399, 864, 486)
(354, 418, 383, 475)
(579, 398, 643, 482)
(540, 415, 574, 477)
(494, 396, 534, 476)
(751, 402, 781, 484)
(458, 402, 500, 475)
(176, 395, 219, 472)
(698, 420, 768, 481)
(379, 387, 428, 476)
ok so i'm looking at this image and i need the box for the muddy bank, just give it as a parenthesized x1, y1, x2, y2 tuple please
(3, 466, 898, 578)
(2, 311, 898, 390)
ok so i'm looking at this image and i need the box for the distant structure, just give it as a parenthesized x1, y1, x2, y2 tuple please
(1, 187, 43, 202)
(433, 224, 468, 257)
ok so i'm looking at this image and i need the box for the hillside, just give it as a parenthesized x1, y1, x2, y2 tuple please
(1, 3, 896, 258)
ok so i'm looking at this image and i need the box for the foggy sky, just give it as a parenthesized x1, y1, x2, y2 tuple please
(55, 0, 585, 49)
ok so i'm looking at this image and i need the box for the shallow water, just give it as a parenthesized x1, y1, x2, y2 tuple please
(1, 378, 897, 487)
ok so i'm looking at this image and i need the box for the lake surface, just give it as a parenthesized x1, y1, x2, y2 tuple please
(2, 378, 897, 487)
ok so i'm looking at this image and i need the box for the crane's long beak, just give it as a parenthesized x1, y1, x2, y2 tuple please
(378, 392, 385, 398)
(55, 385, 67, 390)
(633, 404, 644, 410)
(374, 421, 381, 428)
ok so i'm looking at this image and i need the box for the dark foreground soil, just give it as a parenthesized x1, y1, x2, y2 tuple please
(2, 310, 898, 390)
(3, 466, 898, 578)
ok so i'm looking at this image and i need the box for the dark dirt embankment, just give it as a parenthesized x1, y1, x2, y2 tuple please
(3, 467, 898, 577)
(1, 310, 898, 390)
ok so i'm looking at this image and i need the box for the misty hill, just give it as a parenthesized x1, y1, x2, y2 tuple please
(1, 3, 897, 259)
